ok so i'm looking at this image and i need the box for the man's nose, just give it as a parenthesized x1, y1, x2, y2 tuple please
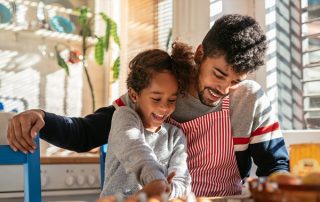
(217, 83, 231, 95)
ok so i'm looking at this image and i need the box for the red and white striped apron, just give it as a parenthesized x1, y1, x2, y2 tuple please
(168, 97, 242, 196)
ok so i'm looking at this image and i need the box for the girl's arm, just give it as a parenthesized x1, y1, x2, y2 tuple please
(167, 128, 191, 199)
(108, 106, 167, 185)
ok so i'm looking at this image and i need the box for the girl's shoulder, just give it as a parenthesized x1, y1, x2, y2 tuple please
(112, 106, 141, 122)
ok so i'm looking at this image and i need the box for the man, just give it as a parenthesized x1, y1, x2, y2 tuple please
(7, 14, 289, 197)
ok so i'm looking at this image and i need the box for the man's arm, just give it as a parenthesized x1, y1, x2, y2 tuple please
(231, 80, 289, 178)
(40, 106, 116, 152)
(7, 106, 115, 153)
(249, 87, 289, 176)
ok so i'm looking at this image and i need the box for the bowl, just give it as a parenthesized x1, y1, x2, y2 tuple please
(249, 178, 320, 202)
(0, 3, 12, 24)
(49, 15, 75, 33)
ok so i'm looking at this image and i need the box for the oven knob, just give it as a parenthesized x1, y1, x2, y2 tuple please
(88, 174, 96, 185)
(65, 175, 75, 186)
(77, 175, 86, 185)
(41, 175, 49, 188)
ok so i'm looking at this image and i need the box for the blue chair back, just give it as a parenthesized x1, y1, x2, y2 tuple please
(0, 136, 41, 202)
(99, 144, 108, 189)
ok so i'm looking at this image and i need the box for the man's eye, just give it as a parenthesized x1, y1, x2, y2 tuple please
(231, 81, 240, 86)
(213, 72, 224, 79)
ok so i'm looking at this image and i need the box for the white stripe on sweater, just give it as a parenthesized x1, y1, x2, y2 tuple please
(250, 130, 283, 144)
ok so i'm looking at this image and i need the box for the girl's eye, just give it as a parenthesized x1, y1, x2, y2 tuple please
(151, 98, 161, 102)
(168, 99, 176, 103)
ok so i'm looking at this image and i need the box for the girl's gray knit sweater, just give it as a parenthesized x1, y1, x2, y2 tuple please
(100, 94, 191, 198)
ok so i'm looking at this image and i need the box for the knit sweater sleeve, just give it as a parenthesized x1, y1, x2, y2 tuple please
(166, 126, 191, 198)
(248, 82, 289, 176)
(231, 80, 289, 177)
(40, 106, 115, 152)
(108, 106, 167, 185)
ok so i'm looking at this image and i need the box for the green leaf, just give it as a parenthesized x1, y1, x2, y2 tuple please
(104, 19, 111, 51)
(78, 7, 92, 38)
(79, 7, 89, 27)
(109, 19, 120, 47)
(112, 56, 120, 81)
(95, 37, 104, 65)
(55, 46, 69, 76)
(166, 28, 172, 51)
(100, 13, 120, 48)
(99, 13, 109, 25)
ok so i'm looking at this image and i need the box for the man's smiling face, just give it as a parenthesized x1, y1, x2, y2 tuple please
(193, 54, 247, 107)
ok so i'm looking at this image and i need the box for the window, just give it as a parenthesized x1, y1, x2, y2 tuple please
(115, 0, 173, 97)
(302, 0, 320, 129)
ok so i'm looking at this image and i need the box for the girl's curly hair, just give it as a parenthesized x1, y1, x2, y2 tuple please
(127, 41, 196, 95)
(202, 14, 267, 74)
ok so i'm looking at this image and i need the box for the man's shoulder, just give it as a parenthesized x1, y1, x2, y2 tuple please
(230, 80, 264, 99)
(229, 80, 267, 110)
(236, 80, 262, 93)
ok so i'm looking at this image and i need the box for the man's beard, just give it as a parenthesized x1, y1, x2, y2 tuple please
(198, 87, 228, 107)
(194, 67, 226, 107)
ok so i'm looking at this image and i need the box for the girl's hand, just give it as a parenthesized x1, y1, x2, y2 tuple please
(138, 172, 176, 199)
(139, 179, 168, 198)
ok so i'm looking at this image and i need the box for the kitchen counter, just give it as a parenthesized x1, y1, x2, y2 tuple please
(196, 197, 253, 202)
(40, 155, 100, 164)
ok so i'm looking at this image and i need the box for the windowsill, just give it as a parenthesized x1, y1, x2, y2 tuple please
(282, 130, 320, 146)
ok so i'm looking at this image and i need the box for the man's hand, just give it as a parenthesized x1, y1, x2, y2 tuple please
(7, 109, 45, 153)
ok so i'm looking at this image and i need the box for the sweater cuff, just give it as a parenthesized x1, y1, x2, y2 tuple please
(39, 111, 56, 138)
(141, 170, 167, 185)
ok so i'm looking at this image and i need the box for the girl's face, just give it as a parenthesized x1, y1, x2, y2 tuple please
(130, 71, 178, 132)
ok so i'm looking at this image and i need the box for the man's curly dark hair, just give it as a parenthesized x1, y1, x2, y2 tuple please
(202, 14, 267, 74)
(127, 42, 195, 95)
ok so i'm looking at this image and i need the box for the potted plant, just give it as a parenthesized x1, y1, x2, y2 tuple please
(55, 7, 120, 112)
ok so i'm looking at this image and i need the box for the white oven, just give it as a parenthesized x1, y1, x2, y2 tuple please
(0, 161, 101, 202)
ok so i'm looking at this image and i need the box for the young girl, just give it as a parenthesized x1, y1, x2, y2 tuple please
(100, 42, 195, 199)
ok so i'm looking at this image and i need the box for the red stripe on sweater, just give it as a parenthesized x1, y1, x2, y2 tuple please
(251, 122, 280, 137)
(233, 137, 250, 145)
(115, 98, 125, 107)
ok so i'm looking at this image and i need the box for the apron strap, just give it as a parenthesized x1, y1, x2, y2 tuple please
(221, 96, 230, 110)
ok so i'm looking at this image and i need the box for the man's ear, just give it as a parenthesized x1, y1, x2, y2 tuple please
(128, 87, 138, 103)
(194, 45, 204, 65)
